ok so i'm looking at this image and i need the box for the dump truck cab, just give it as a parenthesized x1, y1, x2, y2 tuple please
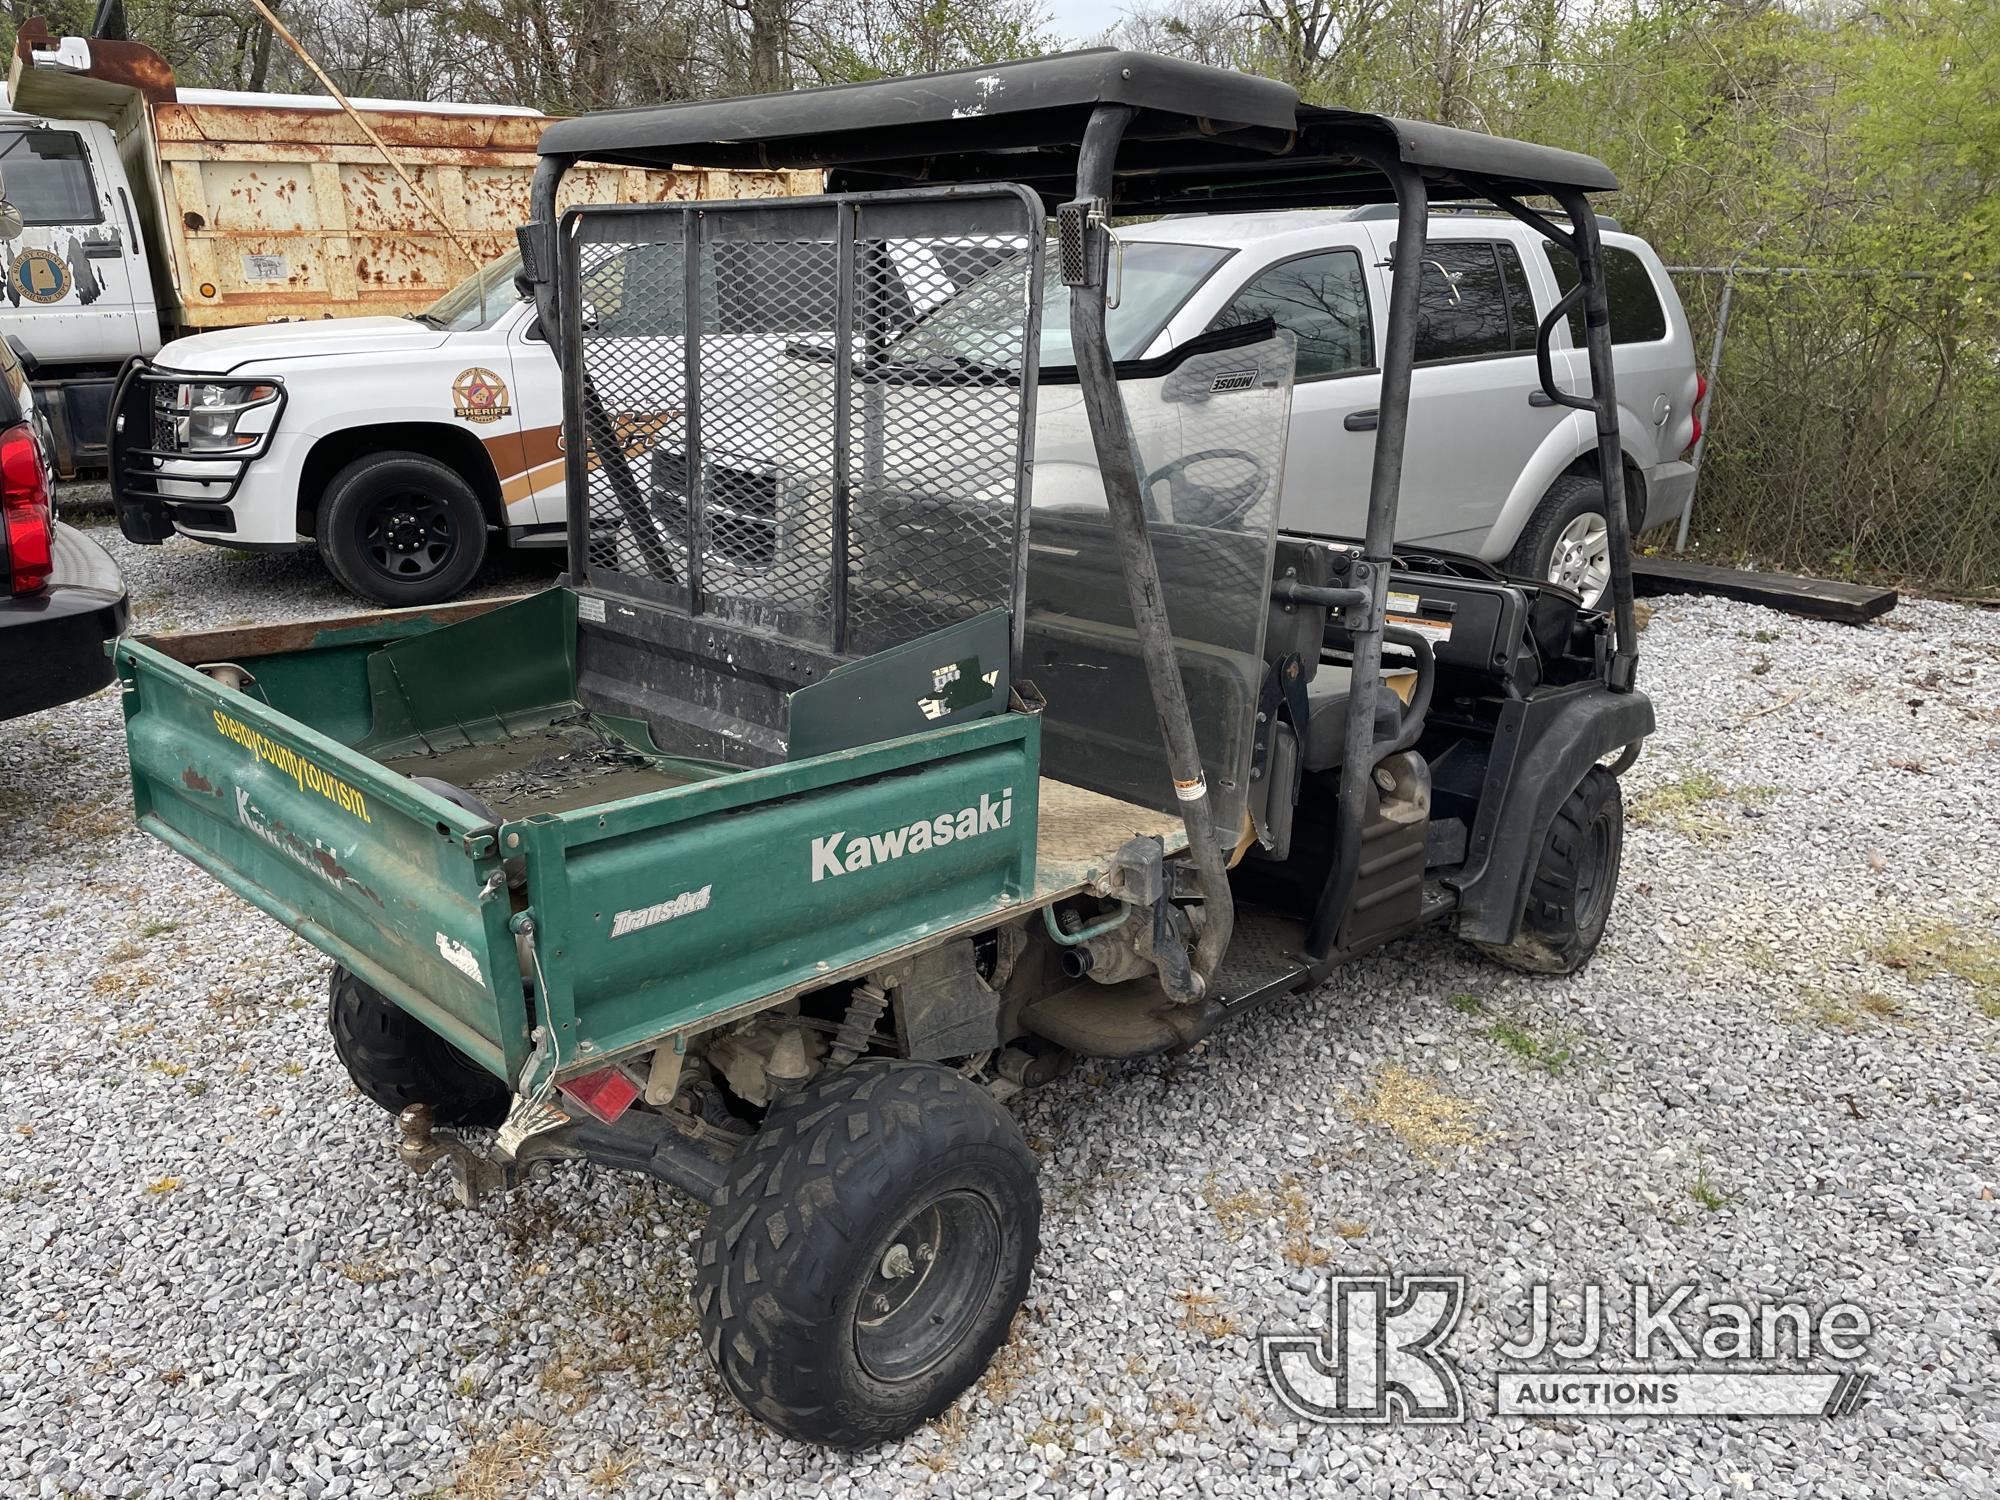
(119, 49, 1652, 1449)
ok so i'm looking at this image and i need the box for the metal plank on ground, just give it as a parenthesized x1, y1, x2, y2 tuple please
(1631, 557, 1898, 624)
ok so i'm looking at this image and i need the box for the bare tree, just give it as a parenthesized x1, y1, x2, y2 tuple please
(1111, 0, 1245, 65)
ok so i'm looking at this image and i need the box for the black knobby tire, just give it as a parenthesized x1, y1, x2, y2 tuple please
(1507, 473, 1620, 608)
(316, 451, 488, 607)
(694, 1059, 1040, 1447)
(326, 966, 509, 1126)
(1475, 764, 1624, 976)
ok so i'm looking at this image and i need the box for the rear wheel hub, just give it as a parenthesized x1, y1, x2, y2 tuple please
(854, 1190, 1002, 1384)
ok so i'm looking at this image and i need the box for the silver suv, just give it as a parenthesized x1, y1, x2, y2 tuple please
(1060, 209, 1699, 604)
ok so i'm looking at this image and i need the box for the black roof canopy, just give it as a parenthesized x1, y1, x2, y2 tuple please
(536, 49, 1618, 213)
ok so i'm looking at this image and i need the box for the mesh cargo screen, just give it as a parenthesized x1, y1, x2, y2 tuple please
(559, 191, 1043, 658)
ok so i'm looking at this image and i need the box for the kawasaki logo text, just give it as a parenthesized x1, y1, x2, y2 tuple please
(811, 788, 1014, 882)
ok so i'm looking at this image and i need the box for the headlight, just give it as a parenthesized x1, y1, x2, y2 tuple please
(171, 380, 281, 452)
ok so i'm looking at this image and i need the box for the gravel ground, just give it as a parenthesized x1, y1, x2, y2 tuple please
(3, 502, 1997, 1499)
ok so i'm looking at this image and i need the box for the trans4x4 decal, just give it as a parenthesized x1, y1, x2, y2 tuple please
(811, 788, 1014, 882)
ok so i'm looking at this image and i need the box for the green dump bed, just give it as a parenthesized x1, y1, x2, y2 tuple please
(116, 590, 1074, 1093)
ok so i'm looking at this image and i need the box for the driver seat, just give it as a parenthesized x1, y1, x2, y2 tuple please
(1299, 665, 1415, 772)
(1264, 539, 1416, 775)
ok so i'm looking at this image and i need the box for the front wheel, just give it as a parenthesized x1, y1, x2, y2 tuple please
(316, 451, 488, 606)
(1473, 764, 1624, 976)
(694, 1060, 1040, 1446)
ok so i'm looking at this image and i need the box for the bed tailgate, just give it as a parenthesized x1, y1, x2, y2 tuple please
(117, 641, 527, 1080)
(510, 714, 1042, 1080)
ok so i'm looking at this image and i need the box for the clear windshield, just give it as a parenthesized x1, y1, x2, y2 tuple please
(880, 240, 1231, 371)
(1025, 331, 1295, 839)
(420, 249, 525, 331)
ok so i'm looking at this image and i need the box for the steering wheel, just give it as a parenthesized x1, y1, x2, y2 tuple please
(1143, 447, 1272, 529)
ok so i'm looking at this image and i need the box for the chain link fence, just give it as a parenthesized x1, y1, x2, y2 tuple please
(1661, 265, 2000, 595)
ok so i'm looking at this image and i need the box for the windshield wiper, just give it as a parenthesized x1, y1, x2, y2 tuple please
(404, 311, 445, 328)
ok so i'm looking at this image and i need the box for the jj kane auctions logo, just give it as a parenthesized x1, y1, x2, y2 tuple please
(1264, 1275, 1873, 1424)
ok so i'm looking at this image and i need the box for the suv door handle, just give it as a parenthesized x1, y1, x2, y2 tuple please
(1343, 410, 1378, 431)
(1528, 390, 1557, 408)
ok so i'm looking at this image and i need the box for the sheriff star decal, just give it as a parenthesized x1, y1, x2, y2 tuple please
(451, 366, 512, 424)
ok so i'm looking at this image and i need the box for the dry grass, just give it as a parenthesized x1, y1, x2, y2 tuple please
(92, 967, 163, 1001)
(1271, 1174, 1329, 1267)
(425, 1419, 556, 1500)
(1797, 984, 1912, 1031)
(976, 1318, 1038, 1401)
(1280, 1236, 1333, 1268)
(1172, 1288, 1240, 1340)
(1627, 772, 1776, 841)
(584, 1449, 642, 1492)
(1200, 1174, 1263, 1240)
(1872, 919, 2000, 1018)
(922, 1313, 1041, 1460)
(144, 1175, 182, 1195)
(45, 796, 130, 844)
(535, 1228, 701, 1410)
(339, 1256, 405, 1286)
(1203, 1170, 1341, 1265)
(1344, 1065, 1485, 1165)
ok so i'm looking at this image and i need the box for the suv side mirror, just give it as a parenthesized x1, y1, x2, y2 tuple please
(4, 334, 39, 377)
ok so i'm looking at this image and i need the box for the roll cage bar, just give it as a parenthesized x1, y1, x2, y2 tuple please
(519, 48, 1639, 977)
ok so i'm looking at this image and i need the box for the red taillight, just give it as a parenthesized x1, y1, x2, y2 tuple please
(557, 1065, 640, 1124)
(1, 422, 54, 597)
(1687, 372, 1707, 453)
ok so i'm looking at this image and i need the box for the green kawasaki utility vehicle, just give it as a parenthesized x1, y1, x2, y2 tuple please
(117, 51, 1652, 1446)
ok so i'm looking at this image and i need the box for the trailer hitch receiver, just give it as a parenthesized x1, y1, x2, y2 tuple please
(396, 1103, 508, 1208)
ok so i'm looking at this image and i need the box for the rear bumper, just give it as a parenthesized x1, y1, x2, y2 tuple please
(30, 371, 117, 478)
(0, 523, 130, 720)
(1641, 459, 1696, 533)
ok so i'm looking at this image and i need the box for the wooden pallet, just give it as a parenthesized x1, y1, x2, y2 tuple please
(1631, 557, 1898, 624)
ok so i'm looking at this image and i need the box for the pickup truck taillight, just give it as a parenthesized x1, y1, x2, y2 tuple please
(2, 421, 54, 596)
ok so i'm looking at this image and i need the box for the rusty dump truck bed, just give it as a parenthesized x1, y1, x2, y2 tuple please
(7, 21, 816, 327)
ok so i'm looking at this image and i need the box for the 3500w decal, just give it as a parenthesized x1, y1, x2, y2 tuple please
(212, 710, 372, 824)
(811, 788, 1014, 882)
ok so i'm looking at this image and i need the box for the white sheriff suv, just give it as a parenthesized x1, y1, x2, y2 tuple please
(112, 209, 1697, 608)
